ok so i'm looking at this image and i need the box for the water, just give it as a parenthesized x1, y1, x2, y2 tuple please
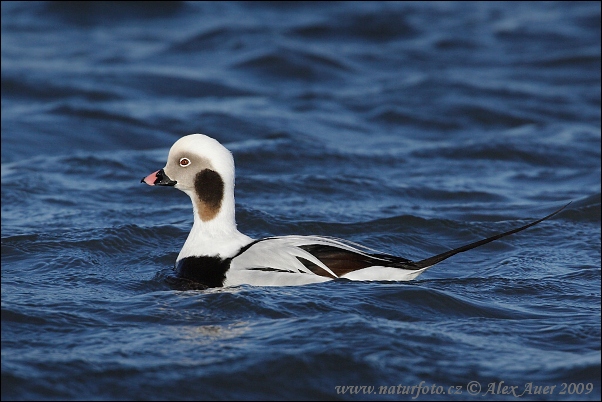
(1, 1, 600, 400)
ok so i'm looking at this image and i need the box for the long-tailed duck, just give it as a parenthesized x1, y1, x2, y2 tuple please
(142, 134, 568, 288)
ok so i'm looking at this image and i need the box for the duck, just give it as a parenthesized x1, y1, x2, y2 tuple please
(141, 134, 568, 288)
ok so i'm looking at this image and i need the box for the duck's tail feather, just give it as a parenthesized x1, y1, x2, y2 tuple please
(408, 202, 571, 270)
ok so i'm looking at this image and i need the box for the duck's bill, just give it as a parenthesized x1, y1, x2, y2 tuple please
(141, 169, 177, 186)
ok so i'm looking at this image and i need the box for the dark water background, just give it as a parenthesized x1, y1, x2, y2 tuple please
(1, 2, 600, 400)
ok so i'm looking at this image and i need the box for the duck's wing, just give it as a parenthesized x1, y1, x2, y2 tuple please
(230, 235, 402, 279)
(226, 234, 426, 286)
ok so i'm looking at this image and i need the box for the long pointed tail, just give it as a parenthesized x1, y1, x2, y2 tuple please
(409, 202, 571, 270)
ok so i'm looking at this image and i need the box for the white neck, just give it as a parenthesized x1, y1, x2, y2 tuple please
(177, 187, 253, 261)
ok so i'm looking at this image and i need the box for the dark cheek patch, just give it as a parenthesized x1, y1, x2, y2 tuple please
(194, 169, 224, 221)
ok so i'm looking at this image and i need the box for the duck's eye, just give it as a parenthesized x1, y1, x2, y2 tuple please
(179, 157, 191, 167)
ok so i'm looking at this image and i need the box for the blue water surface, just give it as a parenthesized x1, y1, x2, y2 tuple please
(1, 2, 600, 400)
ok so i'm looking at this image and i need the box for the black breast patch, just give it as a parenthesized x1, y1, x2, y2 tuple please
(175, 256, 231, 288)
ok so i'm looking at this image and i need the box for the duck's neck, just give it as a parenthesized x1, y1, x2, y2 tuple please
(177, 192, 252, 261)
